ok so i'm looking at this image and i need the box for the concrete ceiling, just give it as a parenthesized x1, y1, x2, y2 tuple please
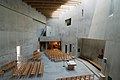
(22, 0, 81, 17)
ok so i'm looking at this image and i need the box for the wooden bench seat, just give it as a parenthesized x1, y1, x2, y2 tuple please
(66, 77, 71, 80)
(41, 62, 44, 75)
(61, 78, 66, 80)
(2, 61, 17, 72)
(0, 71, 4, 77)
(1, 60, 15, 68)
(19, 63, 27, 76)
(21, 63, 31, 76)
(30, 62, 38, 76)
(29, 62, 35, 77)
(38, 60, 44, 76)
(12, 67, 19, 77)
(89, 60, 102, 70)
(38, 61, 41, 76)
(76, 76, 81, 79)
(56, 74, 93, 80)
(28, 52, 41, 61)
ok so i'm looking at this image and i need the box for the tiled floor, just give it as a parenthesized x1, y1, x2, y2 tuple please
(0, 52, 100, 80)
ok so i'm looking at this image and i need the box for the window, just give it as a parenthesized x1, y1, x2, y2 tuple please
(78, 48, 80, 52)
(16, 46, 21, 63)
(109, 0, 114, 16)
(69, 44, 72, 52)
(65, 18, 71, 26)
(65, 45, 67, 53)
(82, 9, 84, 16)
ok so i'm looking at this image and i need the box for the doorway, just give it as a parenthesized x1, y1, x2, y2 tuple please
(65, 45, 67, 53)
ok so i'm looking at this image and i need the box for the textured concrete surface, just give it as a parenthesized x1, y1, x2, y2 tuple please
(80, 38, 106, 65)
(46, 0, 120, 79)
(0, 0, 120, 79)
(0, 0, 46, 66)
(46, 0, 97, 57)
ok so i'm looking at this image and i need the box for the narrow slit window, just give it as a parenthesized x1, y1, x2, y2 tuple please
(65, 18, 71, 26)
(82, 9, 84, 16)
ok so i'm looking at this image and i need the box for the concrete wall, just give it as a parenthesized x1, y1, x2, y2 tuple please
(80, 38, 106, 65)
(47, 0, 120, 79)
(47, 0, 97, 57)
(88, 0, 120, 79)
(0, 0, 46, 65)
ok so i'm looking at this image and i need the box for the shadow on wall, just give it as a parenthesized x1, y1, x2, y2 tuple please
(79, 38, 106, 70)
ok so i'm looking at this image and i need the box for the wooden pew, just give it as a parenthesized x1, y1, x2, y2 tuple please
(56, 74, 93, 80)
(35, 62, 38, 75)
(38, 60, 44, 76)
(28, 52, 41, 61)
(38, 61, 41, 76)
(61, 78, 66, 80)
(21, 62, 31, 76)
(19, 63, 27, 76)
(12, 67, 19, 77)
(2, 61, 17, 72)
(1, 60, 15, 68)
(56, 78, 61, 80)
(30, 62, 38, 76)
(29, 62, 35, 77)
(66, 77, 71, 80)
(0, 71, 4, 77)
(85, 75, 91, 80)
(76, 76, 81, 79)
(41, 62, 44, 75)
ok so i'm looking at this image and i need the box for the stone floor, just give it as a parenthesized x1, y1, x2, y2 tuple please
(0, 52, 100, 80)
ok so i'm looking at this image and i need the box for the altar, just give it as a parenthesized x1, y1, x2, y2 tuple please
(66, 61, 77, 70)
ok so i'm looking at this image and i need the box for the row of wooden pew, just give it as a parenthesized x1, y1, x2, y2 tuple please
(1, 60, 17, 72)
(0, 51, 43, 78)
(0, 71, 4, 77)
(12, 60, 44, 78)
(45, 49, 73, 62)
(0, 60, 17, 77)
(28, 52, 41, 61)
(56, 74, 94, 80)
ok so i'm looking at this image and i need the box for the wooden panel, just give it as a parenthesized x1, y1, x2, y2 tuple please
(22, 0, 81, 17)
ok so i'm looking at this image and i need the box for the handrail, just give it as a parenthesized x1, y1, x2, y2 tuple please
(40, 27, 46, 37)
